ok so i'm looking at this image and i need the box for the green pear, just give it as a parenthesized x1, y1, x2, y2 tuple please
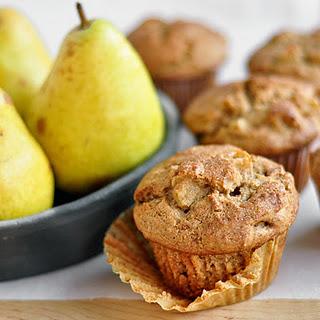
(0, 8, 51, 119)
(26, 4, 164, 194)
(0, 89, 54, 220)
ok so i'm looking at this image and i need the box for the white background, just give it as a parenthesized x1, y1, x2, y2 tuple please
(2, 0, 320, 83)
(0, 0, 320, 300)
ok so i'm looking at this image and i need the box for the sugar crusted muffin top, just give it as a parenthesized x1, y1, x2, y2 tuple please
(128, 18, 226, 79)
(183, 75, 320, 155)
(248, 30, 320, 83)
(133, 145, 298, 255)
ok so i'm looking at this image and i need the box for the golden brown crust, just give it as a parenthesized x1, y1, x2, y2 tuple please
(133, 145, 298, 255)
(128, 18, 227, 79)
(310, 148, 320, 187)
(183, 75, 320, 155)
(248, 30, 320, 83)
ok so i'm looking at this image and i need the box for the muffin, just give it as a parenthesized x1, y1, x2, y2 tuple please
(248, 30, 320, 84)
(128, 18, 227, 112)
(105, 207, 289, 311)
(183, 75, 320, 191)
(133, 145, 298, 299)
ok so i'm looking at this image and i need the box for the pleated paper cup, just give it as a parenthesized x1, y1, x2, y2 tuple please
(150, 241, 252, 299)
(154, 71, 215, 113)
(268, 142, 312, 192)
(104, 209, 287, 312)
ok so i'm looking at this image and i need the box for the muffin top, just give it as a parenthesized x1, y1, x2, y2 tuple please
(310, 148, 320, 187)
(133, 145, 298, 255)
(248, 30, 320, 83)
(128, 18, 227, 79)
(183, 75, 320, 155)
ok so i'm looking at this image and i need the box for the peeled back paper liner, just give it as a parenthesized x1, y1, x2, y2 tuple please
(104, 209, 286, 312)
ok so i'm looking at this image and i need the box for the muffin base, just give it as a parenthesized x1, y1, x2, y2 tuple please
(269, 142, 312, 192)
(154, 71, 215, 113)
(151, 242, 252, 298)
(104, 208, 287, 312)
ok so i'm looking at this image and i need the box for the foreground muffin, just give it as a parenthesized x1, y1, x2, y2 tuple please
(248, 30, 320, 84)
(133, 145, 298, 299)
(128, 18, 227, 112)
(184, 75, 320, 191)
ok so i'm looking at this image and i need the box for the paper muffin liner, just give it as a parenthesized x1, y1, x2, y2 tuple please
(104, 208, 287, 312)
(150, 241, 252, 299)
(268, 142, 312, 192)
(154, 71, 215, 113)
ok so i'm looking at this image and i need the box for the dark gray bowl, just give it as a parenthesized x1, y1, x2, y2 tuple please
(0, 93, 179, 281)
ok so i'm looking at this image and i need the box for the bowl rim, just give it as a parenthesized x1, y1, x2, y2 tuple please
(0, 92, 179, 231)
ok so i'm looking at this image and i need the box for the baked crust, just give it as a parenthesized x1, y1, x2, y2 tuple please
(128, 18, 226, 79)
(133, 145, 298, 255)
(248, 30, 320, 83)
(183, 75, 320, 155)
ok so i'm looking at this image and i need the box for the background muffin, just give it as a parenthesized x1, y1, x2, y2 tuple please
(133, 145, 298, 298)
(248, 30, 320, 84)
(128, 18, 227, 112)
(183, 75, 320, 191)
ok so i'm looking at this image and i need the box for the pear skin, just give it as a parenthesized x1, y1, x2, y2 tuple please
(27, 6, 164, 194)
(0, 89, 54, 220)
(0, 8, 51, 119)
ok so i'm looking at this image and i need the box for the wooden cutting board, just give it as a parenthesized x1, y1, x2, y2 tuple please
(0, 299, 319, 320)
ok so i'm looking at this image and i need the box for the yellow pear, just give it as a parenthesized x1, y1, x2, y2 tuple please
(0, 8, 51, 119)
(26, 4, 164, 194)
(0, 89, 54, 220)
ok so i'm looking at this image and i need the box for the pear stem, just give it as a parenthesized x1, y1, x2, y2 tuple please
(76, 2, 88, 29)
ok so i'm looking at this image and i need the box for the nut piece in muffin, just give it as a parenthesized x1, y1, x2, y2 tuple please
(248, 30, 320, 84)
(133, 145, 298, 298)
(128, 18, 227, 112)
(183, 75, 320, 191)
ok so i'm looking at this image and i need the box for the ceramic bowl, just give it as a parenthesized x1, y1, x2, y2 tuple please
(0, 93, 179, 281)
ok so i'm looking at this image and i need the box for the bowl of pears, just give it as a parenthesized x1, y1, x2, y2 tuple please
(0, 4, 179, 280)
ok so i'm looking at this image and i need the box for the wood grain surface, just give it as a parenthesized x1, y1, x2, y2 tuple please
(0, 299, 319, 320)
